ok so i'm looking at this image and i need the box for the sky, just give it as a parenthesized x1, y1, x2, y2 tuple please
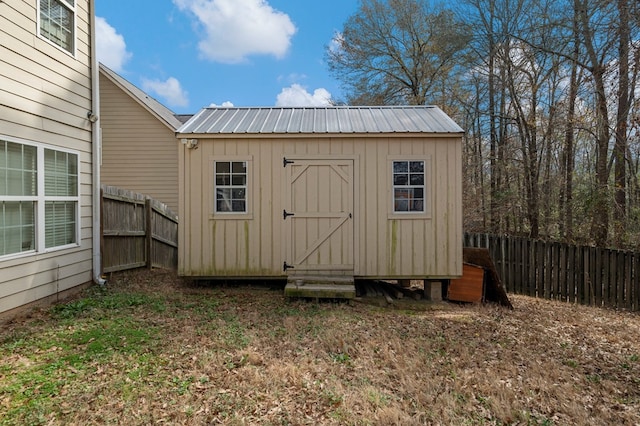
(95, 0, 360, 114)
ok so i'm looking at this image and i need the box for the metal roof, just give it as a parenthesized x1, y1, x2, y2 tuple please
(176, 106, 463, 135)
(99, 63, 184, 131)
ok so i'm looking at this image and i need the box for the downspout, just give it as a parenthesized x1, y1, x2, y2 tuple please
(89, 0, 106, 286)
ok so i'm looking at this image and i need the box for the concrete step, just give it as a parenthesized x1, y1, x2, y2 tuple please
(284, 277, 356, 299)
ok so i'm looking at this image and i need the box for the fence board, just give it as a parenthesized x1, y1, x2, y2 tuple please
(507, 237, 515, 293)
(527, 239, 535, 297)
(521, 237, 528, 295)
(624, 253, 632, 311)
(101, 186, 178, 273)
(617, 252, 624, 310)
(592, 248, 598, 306)
(634, 255, 640, 311)
(568, 245, 575, 303)
(544, 242, 552, 299)
(601, 248, 608, 307)
(583, 247, 591, 306)
(464, 233, 640, 312)
(576, 246, 584, 304)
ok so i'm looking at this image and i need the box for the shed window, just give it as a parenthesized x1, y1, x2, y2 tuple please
(393, 160, 425, 213)
(38, 0, 75, 54)
(215, 161, 247, 213)
(0, 138, 79, 257)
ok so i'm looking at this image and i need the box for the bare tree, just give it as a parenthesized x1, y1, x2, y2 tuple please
(573, 0, 640, 246)
(613, 0, 632, 245)
(558, 18, 581, 242)
(326, 0, 470, 106)
(328, 0, 640, 249)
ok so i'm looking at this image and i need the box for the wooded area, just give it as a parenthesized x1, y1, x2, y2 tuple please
(328, 0, 640, 249)
(101, 186, 178, 273)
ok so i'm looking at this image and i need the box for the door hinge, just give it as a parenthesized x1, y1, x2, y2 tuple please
(283, 209, 295, 220)
(283, 261, 295, 271)
(283, 157, 295, 167)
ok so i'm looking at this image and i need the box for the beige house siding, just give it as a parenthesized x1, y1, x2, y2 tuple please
(99, 72, 179, 212)
(179, 134, 462, 279)
(0, 0, 95, 314)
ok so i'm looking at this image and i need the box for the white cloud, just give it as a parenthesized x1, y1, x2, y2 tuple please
(209, 101, 235, 107)
(95, 17, 132, 72)
(141, 77, 189, 108)
(173, 0, 296, 63)
(276, 84, 332, 107)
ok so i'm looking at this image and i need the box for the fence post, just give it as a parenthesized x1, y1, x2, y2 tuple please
(146, 198, 152, 269)
(631, 252, 640, 311)
(100, 188, 104, 276)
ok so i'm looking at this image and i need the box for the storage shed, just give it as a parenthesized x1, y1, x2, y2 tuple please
(176, 106, 463, 298)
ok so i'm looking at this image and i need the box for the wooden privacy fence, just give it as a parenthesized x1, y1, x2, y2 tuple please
(464, 233, 640, 311)
(101, 186, 178, 273)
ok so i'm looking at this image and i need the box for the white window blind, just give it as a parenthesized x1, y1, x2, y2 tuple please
(0, 139, 79, 257)
(0, 142, 37, 256)
(39, 0, 75, 54)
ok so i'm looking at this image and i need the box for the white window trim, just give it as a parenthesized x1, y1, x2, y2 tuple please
(0, 135, 81, 260)
(387, 155, 431, 219)
(37, 0, 77, 57)
(209, 156, 254, 220)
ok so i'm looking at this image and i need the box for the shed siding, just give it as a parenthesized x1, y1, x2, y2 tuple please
(0, 0, 95, 314)
(99, 74, 179, 212)
(179, 135, 462, 279)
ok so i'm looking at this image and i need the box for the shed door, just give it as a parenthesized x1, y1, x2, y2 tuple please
(284, 159, 354, 273)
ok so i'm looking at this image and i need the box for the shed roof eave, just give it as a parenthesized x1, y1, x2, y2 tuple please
(174, 131, 465, 139)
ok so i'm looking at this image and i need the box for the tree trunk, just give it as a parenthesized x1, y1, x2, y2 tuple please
(559, 7, 580, 242)
(488, 18, 500, 233)
(613, 0, 630, 246)
(577, 0, 611, 246)
(590, 66, 611, 247)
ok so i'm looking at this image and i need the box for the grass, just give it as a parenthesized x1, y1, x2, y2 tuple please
(1, 268, 639, 425)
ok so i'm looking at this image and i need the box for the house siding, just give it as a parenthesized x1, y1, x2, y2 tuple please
(179, 135, 462, 279)
(99, 73, 179, 212)
(0, 0, 95, 314)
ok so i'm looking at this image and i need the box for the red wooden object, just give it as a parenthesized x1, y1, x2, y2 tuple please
(448, 263, 485, 303)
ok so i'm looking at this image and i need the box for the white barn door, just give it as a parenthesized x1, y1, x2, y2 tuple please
(284, 158, 354, 274)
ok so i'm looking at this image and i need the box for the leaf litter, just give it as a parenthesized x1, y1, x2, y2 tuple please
(0, 268, 639, 425)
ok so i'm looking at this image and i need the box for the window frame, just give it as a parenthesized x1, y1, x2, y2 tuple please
(37, 0, 76, 56)
(0, 135, 80, 259)
(388, 155, 431, 219)
(210, 156, 253, 220)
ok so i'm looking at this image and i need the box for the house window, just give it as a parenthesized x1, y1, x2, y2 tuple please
(44, 148, 78, 247)
(393, 160, 425, 213)
(39, 0, 75, 54)
(214, 161, 247, 213)
(0, 139, 79, 257)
